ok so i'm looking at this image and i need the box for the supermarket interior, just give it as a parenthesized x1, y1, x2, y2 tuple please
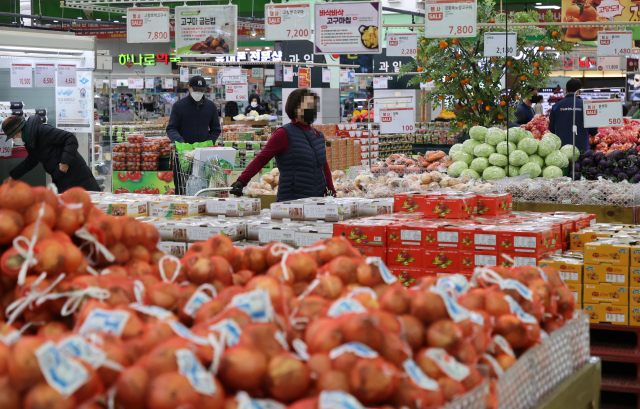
(5, 0, 640, 408)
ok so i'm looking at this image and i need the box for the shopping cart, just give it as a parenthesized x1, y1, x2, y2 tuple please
(172, 151, 235, 198)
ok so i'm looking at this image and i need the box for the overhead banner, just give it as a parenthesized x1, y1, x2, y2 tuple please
(126, 7, 170, 43)
(56, 70, 92, 132)
(265, 3, 311, 41)
(561, 0, 637, 43)
(424, 0, 477, 39)
(175, 5, 237, 57)
(314, 1, 382, 54)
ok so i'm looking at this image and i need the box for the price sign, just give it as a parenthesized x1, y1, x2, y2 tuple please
(265, 3, 311, 41)
(322, 68, 331, 83)
(597, 31, 633, 56)
(373, 77, 388, 89)
(145, 77, 155, 89)
(128, 78, 144, 89)
(298, 68, 311, 87)
(597, 56, 621, 71)
(225, 83, 248, 102)
(628, 57, 639, 71)
(484, 32, 517, 57)
(0, 131, 12, 158)
(35, 64, 55, 88)
(386, 32, 418, 57)
(11, 64, 32, 88)
(127, 7, 170, 43)
(180, 67, 189, 82)
(314, 1, 382, 54)
(57, 65, 77, 87)
(379, 107, 415, 134)
(224, 67, 241, 77)
(424, 0, 476, 39)
(283, 67, 294, 82)
(162, 78, 173, 89)
(583, 99, 623, 128)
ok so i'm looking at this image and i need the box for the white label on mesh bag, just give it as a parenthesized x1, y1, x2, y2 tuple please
(129, 303, 174, 320)
(401, 229, 421, 241)
(366, 257, 397, 284)
(230, 289, 274, 323)
(57, 336, 107, 369)
(36, 341, 89, 397)
(237, 392, 286, 409)
(329, 342, 379, 359)
(167, 320, 210, 346)
(78, 308, 130, 337)
(319, 390, 365, 409)
(500, 279, 533, 301)
(481, 353, 504, 378)
(504, 295, 538, 324)
(327, 298, 368, 317)
(424, 348, 470, 382)
(468, 311, 485, 326)
(183, 290, 213, 318)
(436, 274, 470, 295)
(429, 287, 469, 323)
(0, 330, 20, 345)
(514, 236, 536, 248)
(176, 348, 216, 396)
(209, 318, 242, 347)
(403, 359, 439, 391)
(491, 335, 515, 358)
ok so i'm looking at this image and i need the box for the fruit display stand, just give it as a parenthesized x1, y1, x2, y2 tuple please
(531, 357, 601, 409)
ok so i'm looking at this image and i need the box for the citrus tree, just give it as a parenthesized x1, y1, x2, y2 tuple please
(401, 0, 575, 132)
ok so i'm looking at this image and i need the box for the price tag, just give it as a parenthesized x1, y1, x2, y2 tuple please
(162, 78, 173, 89)
(628, 57, 639, 71)
(11, 64, 32, 88)
(386, 32, 418, 56)
(583, 99, 623, 128)
(57, 65, 77, 87)
(484, 32, 517, 57)
(597, 56, 621, 71)
(225, 83, 248, 102)
(283, 67, 293, 82)
(128, 77, 144, 89)
(373, 77, 388, 89)
(127, 7, 170, 43)
(145, 77, 154, 89)
(0, 131, 13, 158)
(379, 107, 415, 134)
(322, 68, 331, 83)
(265, 3, 311, 41)
(598, 31, 633, 56)
(35, 64, 55, 88)
(224, 67, 242, 77)
(340, 70, 350, 83)
(424, 0, 476, 38)
(180, 67, 189, 82)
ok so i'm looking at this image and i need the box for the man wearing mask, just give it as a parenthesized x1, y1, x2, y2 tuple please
(548, 78, 598, 150)
(166, 76, 221, 144)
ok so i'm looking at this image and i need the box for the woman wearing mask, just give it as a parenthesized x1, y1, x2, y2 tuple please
(231, 88, 335, 201)
(2, 115, 100, 192)
(244, 94, 268, 115)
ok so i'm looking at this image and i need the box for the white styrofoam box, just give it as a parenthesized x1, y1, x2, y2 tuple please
(361, 152, 370, 159)
(371, 151, 379, 158)
(360, 145, 369, 152)
(371, 144, 379, 151)
(192, 147, 237, 178)
(361, 159, 370, 166)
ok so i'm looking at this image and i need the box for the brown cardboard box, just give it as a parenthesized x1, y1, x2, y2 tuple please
(584, 303, 628, 325)
(584, 283, 628, 305)
(567, 283, 582, 305)
(584, 264, 629, 285)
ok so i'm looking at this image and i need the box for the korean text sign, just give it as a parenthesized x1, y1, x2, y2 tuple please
(314, 1, 382, 54)
(175, 5, 238, 57)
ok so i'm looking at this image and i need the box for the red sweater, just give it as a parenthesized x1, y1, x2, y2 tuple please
(237, 120, 336, 194)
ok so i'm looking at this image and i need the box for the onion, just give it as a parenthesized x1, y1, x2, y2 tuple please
(510, 266, 541, 285)
(311, 275, 344, 300)
(218, 346, 268, 391)
(7, 336, 45, 392)
(380, 331, 412, 366)
(216, 286, 246, 306)
(287, 252, 318, 282)
(244, 246, 267, 273)
(349, 357, 399, 405)
(318, 238, 354, 264)
(230, 247, 246, 273)
(130, 244, 151, 263)
(24, 383, 76, 409)
(24, 203, 56, 228)
(399, 314, 425, 351)
(207, 235, 235, 263)
(371, 309, 401, 333)
(146, 282, 180, 311)
(461, 367, 483, 391)
(184, 255, 214, 284)
(238, 323, 285, 359)
(438, 377, 466, 402)
(232, 269, 254, 286)
(323, 256, 358, 284)
(193, 299, 224, 325)
(380, 282, 411, 315)
(529, 278, 555, 314)
(146, 372, 200, 409)
(455, 342, 479, 365)
(484, 291, 511, 317)
(410, 290, 448, 324)
(356, 261, 384, 287)
(211, 256, 233, 288)
(60, 187, 92, 218)
(425, 319, 463, 353)
(317, 369, 350, 392)
(0, 377, 20, 409)
(340, 313, 385, 351)
(494, 315, 528, 349)
(458, 289, 486, 311)
(0, 180, 34, 211)
(393, 378, 445, 409)
(264, 353, 310, 402)
(305, 318, 344, 353)
(245, 276, 285, 313)
(307, 352, 332, 378)
(555, 286, 575, 320)
(54, 206, 82, 236)
(120, 217, 144, 247)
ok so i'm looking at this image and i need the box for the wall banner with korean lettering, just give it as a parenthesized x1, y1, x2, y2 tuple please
(175, 5, 237, 57)
(56, 71, 93, 132)
(127, 7, 170, 43)
(561, 0, 639, 43)
(314, 1, 382, 54)
(373, 49, 418, 90)
(280, 40, 329, 89)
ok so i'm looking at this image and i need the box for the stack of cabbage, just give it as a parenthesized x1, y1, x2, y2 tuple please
(447, 126, 578, 180)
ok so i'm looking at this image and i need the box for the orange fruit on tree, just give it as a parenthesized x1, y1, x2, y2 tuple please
(472, 105, 478, 110)
(452, 39, 459, 44)
(552, 31, 559, 37)
(422, 39, 426, 43)
(439, 40, 448, 48)
(507, 61, 513, 67)
(477, 99, 483, 104)
(417, 67, 423, 72)
(445, 76, 451, 81)
(458, 122, 464, 127)
(427, 77, 433, 82)
(498, 114, 504, 120)
(469, 49, 474, 53)
(534, 69, 540, 75)
(465, 78, 471, 84)
(451, 73, 457, 78)
(485, 106, 491, 111)
(500, 101, 506, 106)
(456, 53, 461, 58)
(539, 46, 545, 51)
(491, 18, 496, 23)
(438, 95, 444, 100)
(533, 62, 540, 67)
(520, 75, 526, 81)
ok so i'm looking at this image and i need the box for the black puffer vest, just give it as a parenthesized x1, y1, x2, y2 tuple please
(275, 123, 327, 202)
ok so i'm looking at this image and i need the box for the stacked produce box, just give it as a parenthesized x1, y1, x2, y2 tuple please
(415, 121, 465, 144)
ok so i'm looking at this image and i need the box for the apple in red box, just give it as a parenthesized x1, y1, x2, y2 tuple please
(497, 226, 556, 253)
(476, 193, 512, 216)
(389, 267, 429, 287)
(333, 220, 394, 247)
(424, 248, 460, 272)
(394, 192, 429, 214)
(387, 222, 426, 247)
(387, 247, 424, 268)
(460, 250, 499, 271)
(498, 251, 555, 268)
(423, 193, 477, 219)
(352, 245, 386, 262)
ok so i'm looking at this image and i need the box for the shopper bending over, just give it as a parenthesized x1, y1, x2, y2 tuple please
(548, 78, 598, 150)
(230, 88, 336, 201)
(2, 115, 100, 192)
(244, 94, 268, 116)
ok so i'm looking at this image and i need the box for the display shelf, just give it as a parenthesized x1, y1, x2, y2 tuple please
(411, 143, 454, 155)
(591, 324, 640, 362)
(601, 390, 640, 409)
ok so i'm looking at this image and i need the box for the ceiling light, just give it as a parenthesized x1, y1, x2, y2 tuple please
(96, 18, 101, 21)
(53, 20, 58, 22)
(265, 47, 270, 49)
(260, 37, 265, 40)
(114, 20, 120, 23)
(534, 5, 560, 9)
(251, 28, 257, 38)
(122, 16, 127, 19)
(245, 48, 250, 51)
(536, 2, 542, 4)
(78, 17, 83, 19)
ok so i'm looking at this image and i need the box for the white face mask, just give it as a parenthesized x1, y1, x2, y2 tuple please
(251, 101, 258, 108)
(191, 91, 204, 101)
(13, 137, 24, 146)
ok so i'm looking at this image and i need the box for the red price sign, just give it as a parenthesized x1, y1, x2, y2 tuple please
(387, 32, 418, 57)
(265, 4, 311, 41)
(583, 99, 623, 128)
(424, 0, 476, 39)
(127, 7, 170, 44)
(225, 83, 248, 102)
(286, 29, 310, 38)
(10, 64, 31, 88)
(35, 64, 55, 88)
(597, 31, 633, 56)
(379, 107, 415, 134)
(57, 64, 77, 88)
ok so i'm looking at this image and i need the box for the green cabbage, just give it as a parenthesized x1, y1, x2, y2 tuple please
(560, 144, 580, 162)
(496, 141, 517, 155)
(452, 150, 473, 165)
(474, 143, 496, 157)
(485, 128, 506, 146)
(537, 137, 557, 157)
(527, 154, 545, 168)
(518, 137, 539, 155)
(483, 166, 506, 180)
(544, 133, 562, 150)
(469, 126, 488, 141)
(488, 153, 508, 167)
(460, 169, 481, 179)
(462, 139, 482, 156)
(520, 162, 542, 178)
(506, 127, 527, 144)
(522, 130, 534, 140)
(542, 165, 563, 178)
(470, 157, 490, 173)
(450, 144, 464, 154)
(505, 165, 521, 177)
(545, 150, 569, 168)
(509, 150, 529, 166)
(447, 161, 468, 177)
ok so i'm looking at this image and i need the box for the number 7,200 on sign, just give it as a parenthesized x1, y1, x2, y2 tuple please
(424, 0, 477, 39)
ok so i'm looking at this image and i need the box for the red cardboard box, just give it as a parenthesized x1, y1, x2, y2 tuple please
(394, 192, 429, 214)
(423, 193, 478, 219)
(498, 251, 554, 268)
(389, 267, 430, 283)
(497, 226, 556, 254)
(352, 245, 386, 262)
(476, 193, 512, 216)
(459, 225, 499, 251)
(435, 224, 461, 248)
(387, 222, 427, 248)
(424, 248, 460, 272)
(333, 220, 394, 247)
(460, 250, 499, 271)
(387, 247, 424, 269)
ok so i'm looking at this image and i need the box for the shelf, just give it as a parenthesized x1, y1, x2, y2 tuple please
(601, 373, 640, 394)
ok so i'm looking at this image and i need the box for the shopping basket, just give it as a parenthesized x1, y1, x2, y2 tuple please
(172, 151, 235, 198)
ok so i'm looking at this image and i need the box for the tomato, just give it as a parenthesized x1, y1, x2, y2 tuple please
(146, 187, 160, 194)
(117, 172, 129, 182)
(163, 172, 174, 182)
(115, 187, 130, 194)
(133, 188, 144, 194)
(127, 171, 143, 182)
(165, 188, 175, 195)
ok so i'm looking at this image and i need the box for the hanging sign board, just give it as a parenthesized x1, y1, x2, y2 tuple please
(597, 31, 633, 56)
(484, 32, 517, 57)
(386, 32, 418, 57)
(373, 77, 388, 89)
(11, 64, 32, 88)
(298, 68, 311, 87)
(175, 5, 238, 57)
(597, 56, 621, 71)
(56, 71, 92, 132)
(225, 83, 248, 102)
(583, 99, 623, 128)
(145, 77, 155, 89)
(58, 65, 77, 87)
(180, 67, 189, 82)
(322, 68, 331, 83)
(35, 64, 55, 87)
(252, 68, 264, 79)
(314, 1, 382, 54)
(126, 7, 170, 43)
(162, 78, 174, 89)
(128, 78, 144, 89)
(379, 107, 415, 134)
(224, 66, 241, 77)
(265, 3, 311, 41)
(0, 132, 12, 158)
(284, 67, 294, 82)
(424, 0, 477, 39)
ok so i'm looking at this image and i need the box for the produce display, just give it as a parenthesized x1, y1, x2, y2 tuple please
(350, 109, 373, 123)
(520, 115, 550, 140)
(243, 169, 280, 197)
(0, 180, 581, 409)
(590, 119, 640, 154)
(574, 148, 640, 183)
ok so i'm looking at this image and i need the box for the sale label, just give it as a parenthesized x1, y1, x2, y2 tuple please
(127, 7, 170, 43)
(35, 64, 54, 88)
(424, 0, 476, 39)
(597, 56, 621, 71)
(386, 32, 418, 57)
(128, 78, 144, 89)
(57, 65, 76, 87)
(225, 83, 248, 102)
(484, 32, 517, 57)
(597, 31, 632, 56)
(162, 78, 173, 89)
(265, 3, 311, 41)
(180, 67, 189, 82)
(583, 99, 623, 128)
(0, 130, 13, 158)
(298, 68, 311, 87)
(373, 77, 388, 89)
(379, 107, 415, 134)
(11, 64, 32, 88)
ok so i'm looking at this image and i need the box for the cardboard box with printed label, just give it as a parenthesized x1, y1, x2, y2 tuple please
(394, 192, 428, 214)
(584, 240, 631, 266)
(539, 257, 583, 284)
(389, 267, 427, 283)
(498, 252, 554, 269)
(333, 220, 395, 247)
(95, 199, 149, 217)
(160, 241, 187, 258)
(630, 287, 640, 307)
(357, 199, 394, 217)
(629, 306, 640, 326)
(631, 247, 640, 267)
(567, 283, 582, 306)
(303, 200, 357, 222)
(423, 193, 477, 219)
(584, 303, 628, 325)
(352, 245, 387, 261)
(246, 220, 272, 241)
(570, 230, 616, 250)
(258, 224, 297, 247)
(270, 201, 305, 221)
(294, 225, 334, 248)
(583, 264, 628, 285)
(386, 222, 427, 248)
(583, 283, 628, 305)
(186, 220, 246, 242)
(459, 250, 498, 271)
(476, 193, 512, 216)
(154, 221, 192, 242)
(206, 198, 261, 217)
(497, 226, 557, 254)
(149, 200, 207, 219)
(424, 248, 460, 272)
(459, 225, 499, 252)
(387, 247, 424, 269)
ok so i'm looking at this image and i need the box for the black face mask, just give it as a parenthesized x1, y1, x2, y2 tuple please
(303, 108, 317, 124)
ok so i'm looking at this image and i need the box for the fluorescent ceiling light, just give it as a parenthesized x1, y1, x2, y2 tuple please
(535, 5, 560, 9)
(251, 28, 257, 38)
(0, 45, 83, 53)
(96, 18, 101, 21)
(77, 17, 82, 19)
(536, 2, 542, 4)
(122, 16, 127, 18)
(114, 20, 120, 22)
(245, 48, 250, 51)
(53, 20, 58, 22)
(265, 47, 270, 49)
(260, 37, 265, 40)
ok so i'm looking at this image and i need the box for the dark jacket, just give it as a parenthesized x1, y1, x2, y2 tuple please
(166, 95, 221, 144)
(244, 103, 268, 116)
(548, 94, 598, 151)
(275, 123, 327, 202)
(514, 103, 535, 125)
(10, 116, 99, 192)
